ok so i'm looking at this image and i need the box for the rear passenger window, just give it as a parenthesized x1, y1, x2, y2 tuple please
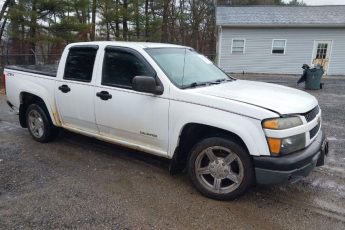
(64, 47, 98, 82)
(102, 48, 155, 88)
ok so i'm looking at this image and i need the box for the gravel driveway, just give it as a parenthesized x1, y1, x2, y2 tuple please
(0, 75, 345, 229)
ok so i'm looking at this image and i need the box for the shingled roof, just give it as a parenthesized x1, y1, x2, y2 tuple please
(216, 6, 345, 27)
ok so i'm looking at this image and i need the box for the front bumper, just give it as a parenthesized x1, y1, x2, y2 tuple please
(254, 130, 328, 184)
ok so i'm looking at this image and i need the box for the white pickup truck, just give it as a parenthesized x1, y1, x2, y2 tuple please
(4, 42, 328, 200)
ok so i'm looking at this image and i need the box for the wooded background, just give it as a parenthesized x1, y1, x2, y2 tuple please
(0, 0, 305, 66)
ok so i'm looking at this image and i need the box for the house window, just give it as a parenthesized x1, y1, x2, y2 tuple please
(232, 39, 245, 54)
(316, 43, 328, 59)
(272, 39, 286, 54)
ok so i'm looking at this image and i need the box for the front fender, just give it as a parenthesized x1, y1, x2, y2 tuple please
(168, 100, 271, 158)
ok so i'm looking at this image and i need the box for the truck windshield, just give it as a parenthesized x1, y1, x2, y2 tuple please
(146, 48, 232, 89)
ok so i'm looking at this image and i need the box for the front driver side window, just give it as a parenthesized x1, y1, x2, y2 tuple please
(102, 48, 155, 88)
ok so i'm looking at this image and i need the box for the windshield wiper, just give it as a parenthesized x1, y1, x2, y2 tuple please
(182, 79, 233, 89)
(212, 78, 233, 83)
(182, 78, 234, 89)
(182, 82, 209, 89)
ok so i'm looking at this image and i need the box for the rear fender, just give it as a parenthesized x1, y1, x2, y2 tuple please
(19, 88, 61, 127)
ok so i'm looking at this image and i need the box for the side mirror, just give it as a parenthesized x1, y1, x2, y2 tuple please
(132, 76, 164, 95)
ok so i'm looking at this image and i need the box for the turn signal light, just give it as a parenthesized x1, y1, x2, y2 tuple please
(263, 119, 279, 129)
(267, 138, 281, 155)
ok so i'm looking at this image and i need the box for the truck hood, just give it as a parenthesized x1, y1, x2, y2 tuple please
(194, 80, 318, 115)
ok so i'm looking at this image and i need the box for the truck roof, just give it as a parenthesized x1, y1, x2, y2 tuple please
(67, 41, 188, 49)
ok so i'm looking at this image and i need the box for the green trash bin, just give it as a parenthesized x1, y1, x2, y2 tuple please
(305, 68, 324, 90)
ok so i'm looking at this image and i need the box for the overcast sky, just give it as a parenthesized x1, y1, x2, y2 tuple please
(284, 0, 345, 5)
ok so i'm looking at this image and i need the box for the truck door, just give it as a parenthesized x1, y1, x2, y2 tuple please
(55, 45, 99, 134)
(94, 46, 169, 156)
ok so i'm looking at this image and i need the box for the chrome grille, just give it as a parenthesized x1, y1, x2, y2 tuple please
(303, 106, 319, 123)
(310, 122, 321, 139)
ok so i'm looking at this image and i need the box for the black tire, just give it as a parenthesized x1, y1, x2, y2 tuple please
(26, 103, 59, 143)
(188, 137, 254, 200)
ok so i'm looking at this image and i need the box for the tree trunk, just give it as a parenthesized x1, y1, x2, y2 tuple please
(191, 0, 199, 49)
(104, 0, 110, 41)
(0, 0, 14, 43)
(178, 0, 186, 45)
(109, 23, 117, 39)
(145, 0, 149, 39)
(122, 0, 128, 40)
(0, 14, 8, 42)
(150, 0, 156, 20)
(90, 0, 96, 40)
(106, 22, 110, 41)
(29, 0, 37, 64)
(170, 2, 176, 43)
(115, 0, 120, 39)
(0, 0, 11, 23)
(161, 0, 169, 43)
(135, 0, 140, 40)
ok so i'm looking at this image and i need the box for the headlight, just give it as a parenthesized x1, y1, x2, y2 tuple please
(263, 117, 303, 130)
(263, 116, 305, 155)
(267, 134, 306, 156)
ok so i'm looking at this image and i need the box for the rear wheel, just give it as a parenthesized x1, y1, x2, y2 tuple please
(26, 104, 59, 142)
(188, 137, 254, 200)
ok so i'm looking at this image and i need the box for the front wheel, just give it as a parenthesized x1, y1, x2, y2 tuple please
(188, 137, 254, 200)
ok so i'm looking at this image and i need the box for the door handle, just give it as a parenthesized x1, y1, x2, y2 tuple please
(58, 84, 71, 93)
(96, 91, 112, 100)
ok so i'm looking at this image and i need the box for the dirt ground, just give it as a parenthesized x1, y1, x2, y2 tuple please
(0, 75, 345, 229)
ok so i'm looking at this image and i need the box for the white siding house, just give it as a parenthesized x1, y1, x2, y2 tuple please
(216, 6, 345, 75)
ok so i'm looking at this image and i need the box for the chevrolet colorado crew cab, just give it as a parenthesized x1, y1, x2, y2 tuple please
(4, 42, 329, 200)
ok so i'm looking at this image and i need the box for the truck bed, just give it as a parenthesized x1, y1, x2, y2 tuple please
(5, 65, 58, 77)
